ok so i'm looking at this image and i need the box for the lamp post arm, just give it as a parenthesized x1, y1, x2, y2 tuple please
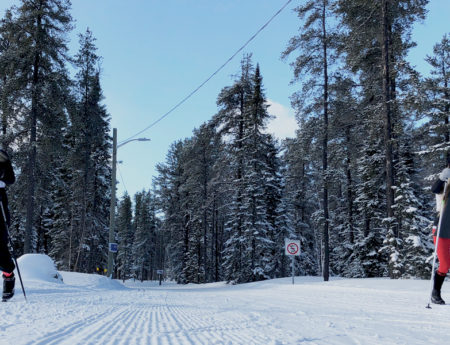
(117, 138, 151, 149)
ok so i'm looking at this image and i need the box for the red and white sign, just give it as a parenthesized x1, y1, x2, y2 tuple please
(285, 239, 300, 256)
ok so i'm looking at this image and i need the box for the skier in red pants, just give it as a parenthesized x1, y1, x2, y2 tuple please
(0, 150, 15, 301)
(431, 160, 450, 304)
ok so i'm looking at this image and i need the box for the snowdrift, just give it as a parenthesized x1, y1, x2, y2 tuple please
(59, 271, 126, 290)
(15, 253, 125, 290)
(16, 253, 63, 283)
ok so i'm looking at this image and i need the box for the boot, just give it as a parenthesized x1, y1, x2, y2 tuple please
(2, 272, 15, 302)
(431, 272, 446, 305)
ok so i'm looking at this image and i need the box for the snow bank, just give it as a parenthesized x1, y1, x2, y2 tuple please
(14, 254, 124, 290)
(16, 254, 63, 283)
(60, 271, 126, 290)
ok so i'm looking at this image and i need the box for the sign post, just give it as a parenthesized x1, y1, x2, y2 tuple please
(285, 239, 300, 285)
(157, 270, 164, 286)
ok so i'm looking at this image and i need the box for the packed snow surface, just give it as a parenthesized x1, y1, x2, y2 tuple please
(0, 255, 448, 345)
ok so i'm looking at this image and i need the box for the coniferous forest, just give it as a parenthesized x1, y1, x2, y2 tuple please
(0, 0, 448, 283)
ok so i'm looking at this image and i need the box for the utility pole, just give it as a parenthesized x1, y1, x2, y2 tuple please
(107, 128, 150, 279)
(107, 128, 117, 278)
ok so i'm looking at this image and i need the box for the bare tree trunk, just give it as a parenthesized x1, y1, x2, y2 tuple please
(321, 0, 330, 282)
(381, 0, 395, 222)
(202, 150, 208, 283)
(24, 10, 43, 253)
(74, 98, 91, 272)
(345, 127, 354, 244)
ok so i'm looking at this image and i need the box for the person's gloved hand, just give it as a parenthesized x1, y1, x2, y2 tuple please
(0, 181, 5, 188)
(440, 168, 450, 181)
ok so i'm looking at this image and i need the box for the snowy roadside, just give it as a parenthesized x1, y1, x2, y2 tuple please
(0, 255, 448, 345)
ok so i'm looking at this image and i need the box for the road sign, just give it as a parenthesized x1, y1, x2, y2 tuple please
(109, 243, 118, 253)
(156, 270, 164, 275)
(285, 239, 300, 285)
(285, 239, 300, 256)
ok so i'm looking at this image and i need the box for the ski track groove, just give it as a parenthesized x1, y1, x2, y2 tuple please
(9, 283, 400, 345)
(27, 308, 117, 345)
(22, 291, 280, 345)
(8, 287, 379, 345)
(74, 305, 150, 345)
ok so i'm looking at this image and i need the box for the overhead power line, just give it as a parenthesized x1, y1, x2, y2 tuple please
(117, 164, 129, 196)
(119, 0, 293, 145)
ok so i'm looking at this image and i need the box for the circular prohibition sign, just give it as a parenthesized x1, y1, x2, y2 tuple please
(286, 242, 299, 255)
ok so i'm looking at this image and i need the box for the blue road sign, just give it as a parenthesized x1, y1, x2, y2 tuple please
(109, 243, 118, 253)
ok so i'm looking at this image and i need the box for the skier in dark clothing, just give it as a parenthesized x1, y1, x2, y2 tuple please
(431, 159, 450, 304)
(0, 149, 16, 301)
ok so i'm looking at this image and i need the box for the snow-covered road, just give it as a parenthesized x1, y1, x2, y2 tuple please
(3, 276, 293, 345)
(0, 257, 449, 345)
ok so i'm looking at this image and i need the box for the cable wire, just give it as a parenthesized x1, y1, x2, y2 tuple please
(119, 0, 293, 145)
(117, 163, 129, 196)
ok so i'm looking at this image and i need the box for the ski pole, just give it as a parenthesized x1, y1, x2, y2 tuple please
(0, 200, 27, 302)
(426, 181, 447, 309)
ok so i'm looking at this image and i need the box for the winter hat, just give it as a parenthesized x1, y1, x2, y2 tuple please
(0, 150, 10, 163)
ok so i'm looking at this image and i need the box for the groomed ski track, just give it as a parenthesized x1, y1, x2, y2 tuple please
(1, 274, 448, 345)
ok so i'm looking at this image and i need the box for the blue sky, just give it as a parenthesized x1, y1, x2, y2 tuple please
(1, 0, 449, 199)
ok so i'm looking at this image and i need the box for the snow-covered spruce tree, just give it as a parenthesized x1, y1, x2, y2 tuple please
(379, 228, 402, 279)
(281, 125, 320, 276)
(1, 5, 70, 256)
(411, 36, 450, 274)
(282, 0, 341, 281)
(3, 0, 73, 254)
(327, 77, 361, 277)
(58, 29, 111, 273)
(265, 135, 289, 278)
(381, 66, 434, 279)
(132, 190, 157, 281)
(0, 9, 27, 150)
(83, 73, 111, 272)
(215, 58, 278, 283)
(411, 34, 450, 278)
(33, 73, 70, 256)
(207, 132, 232, 282)
(116, 193, 134, 281)
(154, 140, 189, 283)
(215, 55, 254, 283)
(48, 158, 72, 270)
(336, 0, 428, 278)
(239, 64, 276, 281)
(179, 123, 223, 283)
(418, 34, 450, 178)
(353, 133, 388, 277)
(390, 138, 433, 279)
(174, 137, 204, 284)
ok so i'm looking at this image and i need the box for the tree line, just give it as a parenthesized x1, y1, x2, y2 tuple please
(143, 0, 447, 283)
(0, 0, 111, 273)
(1, 0, 449, 283)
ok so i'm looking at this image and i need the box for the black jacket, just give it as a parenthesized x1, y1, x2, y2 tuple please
(432, 179, 450, 238)
(0, 159, 15, 227)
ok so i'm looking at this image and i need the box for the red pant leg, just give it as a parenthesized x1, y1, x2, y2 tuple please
(433, 231, 450, 275)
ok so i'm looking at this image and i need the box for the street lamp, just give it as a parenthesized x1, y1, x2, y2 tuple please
(107, 128, 150, 278)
